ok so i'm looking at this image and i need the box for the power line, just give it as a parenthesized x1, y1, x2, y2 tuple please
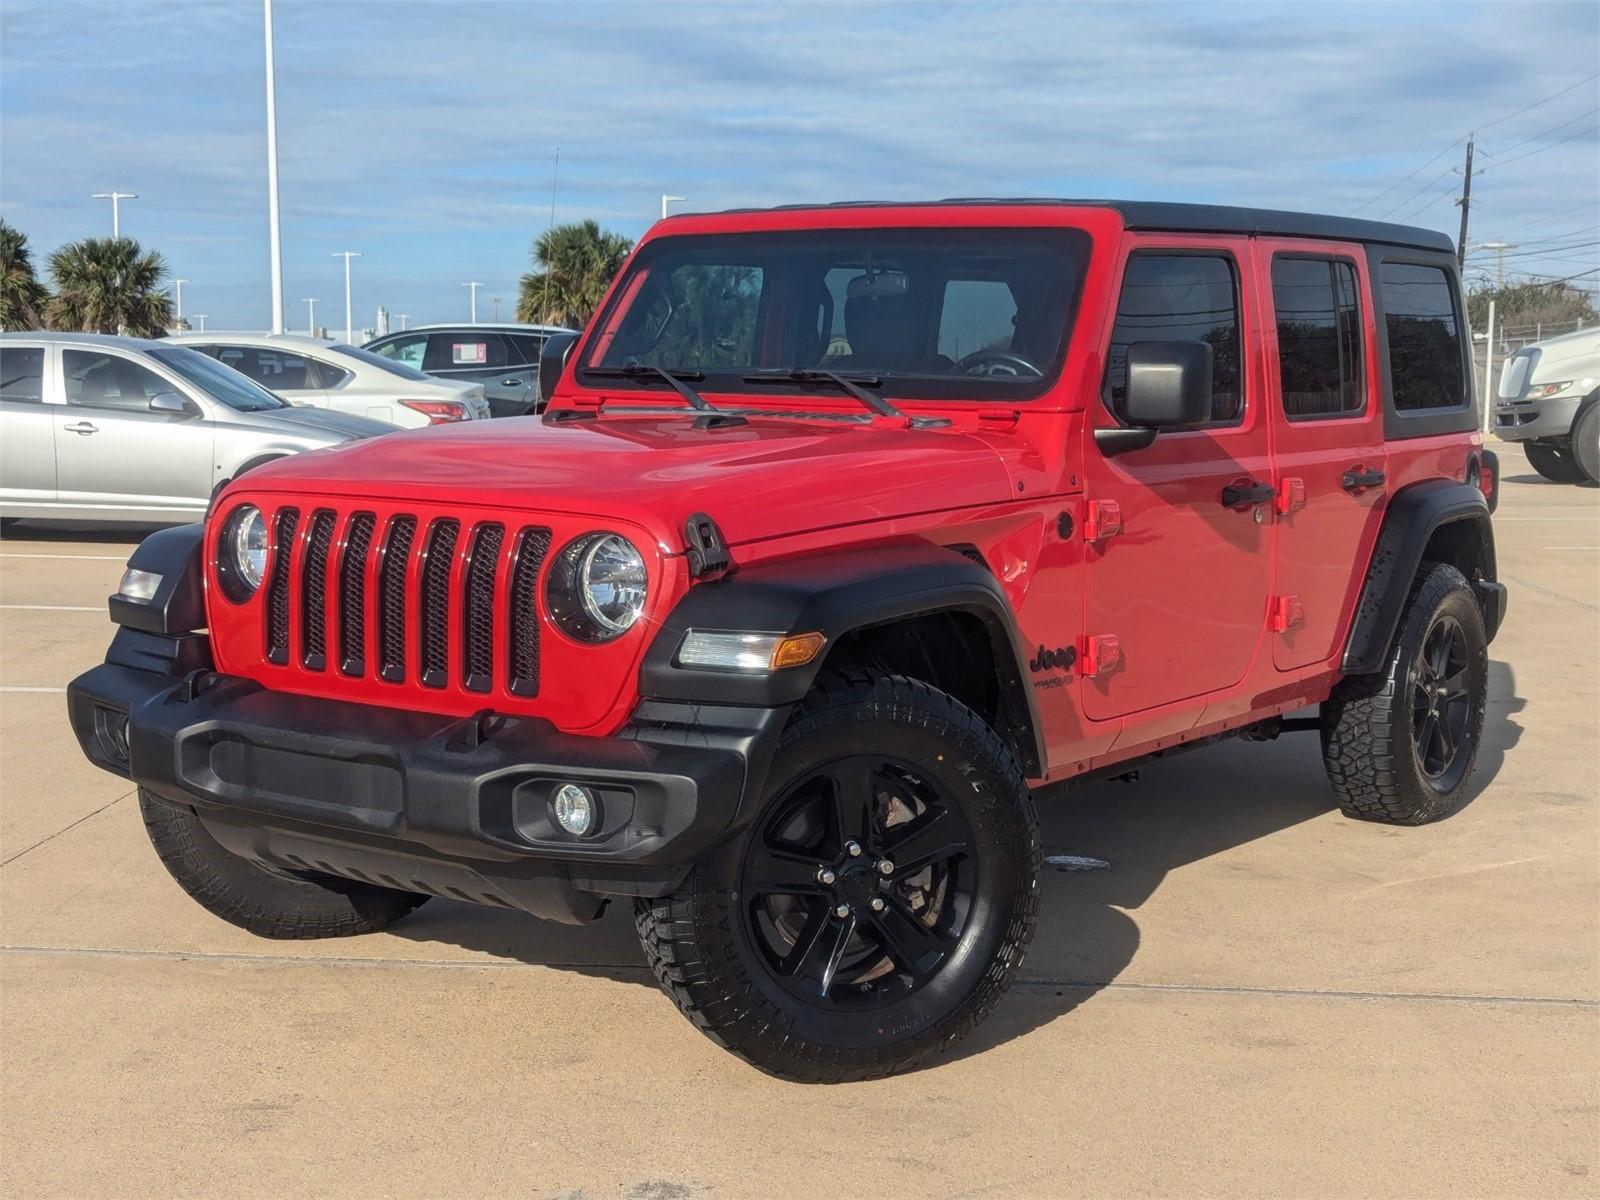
(1475, 72, 1600, 133)
(1479, 121, 1600, 173)
(1377, 162, 1459, 220)
(1350, 137, 1464, 215)
(1481, 106, 1600, 157)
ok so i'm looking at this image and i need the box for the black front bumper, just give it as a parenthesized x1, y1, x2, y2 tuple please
(68, 629, 784, 923)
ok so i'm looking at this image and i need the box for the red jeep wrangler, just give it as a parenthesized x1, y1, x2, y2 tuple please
(69, 200, 1505, 1082)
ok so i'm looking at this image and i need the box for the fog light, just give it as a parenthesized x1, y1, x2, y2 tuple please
(117, 567, 162, 603)
(551, 784, 598, 836)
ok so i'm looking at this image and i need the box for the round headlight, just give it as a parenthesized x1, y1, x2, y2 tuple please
(219, 505, 268, 601)
(546, 532, 648, 641)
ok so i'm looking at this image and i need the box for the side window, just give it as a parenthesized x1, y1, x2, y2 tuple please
(0, 347, 45, 402)
(508, 334, 546, 367)
(1378, 262, 1466, 411)
(62, 350, 173, 412)
(232, 347, 319, 391)
(1272, 257, 1365, 419)
(310, 360, 353, 389)
(1104, 253, 1242, 424)
(371, 334, 427, 369)
(937, 279, 1017, 362)
(425, 333, 509, 371)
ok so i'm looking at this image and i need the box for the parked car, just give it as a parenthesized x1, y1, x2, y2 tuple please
(165, 333, 491, 428)
(0, 332, 391, 525)
(1493, 325, 1599, 484)
(68, 200, 1504, 1083)
(363, 323, 575, 417)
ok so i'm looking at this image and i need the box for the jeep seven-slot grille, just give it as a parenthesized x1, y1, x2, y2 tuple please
(259, 507, 555, 701)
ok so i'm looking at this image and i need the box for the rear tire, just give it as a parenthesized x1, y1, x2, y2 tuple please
(1524, 442, 1587, 483)
(1573, 404, 1599, 484)
(140, 790, 429, 938)
(635, 672, 1041, 1082)
(1321, 563, 1488, 825)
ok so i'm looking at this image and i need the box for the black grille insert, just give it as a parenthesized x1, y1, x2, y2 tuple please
(301, 510, 336, 670)
(339, 512, 376, 676)
(265, 507, 299, 665)
(462, 523, 504, 693)
(418, 519, 460, 688)
(508, 526, 551, 698)
(377, 516, 416, 683)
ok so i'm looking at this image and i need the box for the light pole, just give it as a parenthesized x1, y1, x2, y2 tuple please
(301, 297, 319, 335)
(1471, 241, 1519, 287)
(171, 278, 189, 323)
(263, 0, 285, 334)
(463, 281, 483, 323)
(333, 251, 361, 343)
(194, 314, 209, 333)
(491, 297, 501, 322)
(661, 194, 686, 221)
(92, 192, 137, 238)
(397, 313, 410, 331)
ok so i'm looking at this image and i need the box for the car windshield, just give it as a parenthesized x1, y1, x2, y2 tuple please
(579, 227, 1092, 401)
(330, 342, 432, 381)
(148, 346, 288, 412)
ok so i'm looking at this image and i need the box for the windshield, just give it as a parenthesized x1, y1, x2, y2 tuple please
(580, 228, 1092, 401)
(329, 342, 432, 381)
(148, 346, 288, 412)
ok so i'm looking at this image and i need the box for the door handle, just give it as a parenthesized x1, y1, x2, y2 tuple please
(1220, 481, 1274, 508)
(1341, 467, 1386, 493)
(501, 377, 526, 387)
(62, 421, 98, 435)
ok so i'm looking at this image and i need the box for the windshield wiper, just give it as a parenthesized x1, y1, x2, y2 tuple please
(584, 363, 747, 427)
(742, 369, 949, 428)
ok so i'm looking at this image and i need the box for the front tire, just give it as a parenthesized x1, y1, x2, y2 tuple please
(1524, 441, 1587, 483)
(1321, 563, 1489, 824)
(1572, 404, 1599, 484)
(140, 790, 429, 938)
(636, 672, 1041, 1082)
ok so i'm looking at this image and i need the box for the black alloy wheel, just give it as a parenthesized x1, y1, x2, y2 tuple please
(1411, 614, 1473, 789)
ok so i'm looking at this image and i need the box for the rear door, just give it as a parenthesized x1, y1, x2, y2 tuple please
(1080, 238, 1273, 721)
(423, 331, 530, 416)
(0, 343, 56, 506)
(1254, 242, 1386, 670)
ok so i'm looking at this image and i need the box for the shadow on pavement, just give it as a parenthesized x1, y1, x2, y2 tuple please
(0, 520, 169, 545)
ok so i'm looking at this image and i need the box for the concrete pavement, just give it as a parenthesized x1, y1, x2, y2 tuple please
(1, 474, 1595, 1199)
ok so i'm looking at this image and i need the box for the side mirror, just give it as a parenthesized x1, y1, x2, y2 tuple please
(538, 332, 580, 397)
(1122, 341, 1213, 428)
(149, 391, 194, 416)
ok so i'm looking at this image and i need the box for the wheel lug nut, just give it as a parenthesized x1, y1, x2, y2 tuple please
(846, 841, 863, 857)
(869, 897, 886, 912)
(834, 903, 852, 919)
(877, 859, 894, 875)
(817, 867, 836, 885)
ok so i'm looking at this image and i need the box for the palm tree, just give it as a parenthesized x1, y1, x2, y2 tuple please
(517, 220, 632, 327)
(46, 236, 172, 337)
(0, 219, 49, 331)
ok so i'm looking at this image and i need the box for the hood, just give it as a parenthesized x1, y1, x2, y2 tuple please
(258, 405, 396, 440)
(240, 412, 1017, 547)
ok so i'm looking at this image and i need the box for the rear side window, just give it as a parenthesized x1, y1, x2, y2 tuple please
(1378, 262, 1466, 411)
(425, 332, 510, 371)
(1272, 257, 1364, 419)
(0, 347, 45, 402)
(508, 333, 546, 366)
(1105, 253, 1242, 424)
(209, 345, 319, 391)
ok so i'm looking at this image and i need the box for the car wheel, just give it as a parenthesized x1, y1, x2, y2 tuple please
(1524, 442, 1588, 483)
(635, 672, 1041, 1082)
(1321, 563, 1489, 825)
(1573, 403, 1599, 485)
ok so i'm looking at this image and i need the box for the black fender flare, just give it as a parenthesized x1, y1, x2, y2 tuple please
(639, 542, 1044, 776)
(107, 523, 206, 636)
(1341, 480, 1500, 675)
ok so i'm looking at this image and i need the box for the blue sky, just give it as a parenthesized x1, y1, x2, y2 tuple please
(2, 0, 1596, 333)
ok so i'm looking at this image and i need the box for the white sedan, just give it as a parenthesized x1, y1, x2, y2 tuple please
(164, 333, 490, 428)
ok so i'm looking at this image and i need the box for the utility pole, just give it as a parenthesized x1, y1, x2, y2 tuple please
(301, 297, 318, 335)
(1455, 135, 1474, 271)
(171, 278, 188, 323)
(463, 281, 483, 323)
(333, 251, 361, 343)
(92, 192, 137, 238)
(263, 0, 285, 334)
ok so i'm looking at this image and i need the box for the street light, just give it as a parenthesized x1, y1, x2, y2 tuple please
(491, 296, 501, 322)
(462, 281, 483, 323)
(193, 314, 209, 333)
(332, 251, 361, 343)
(171, 278, 189, 323)
(397, 313, 410, 331)
(1470, 241, 1519, 287)
(263, 0, 285, 334)
(661, 194, 686, 220)
(91, 192, 137, 238)
(301, 297, 319, 336)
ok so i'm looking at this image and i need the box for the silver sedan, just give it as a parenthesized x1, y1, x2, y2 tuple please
(0, 332, 392, 525)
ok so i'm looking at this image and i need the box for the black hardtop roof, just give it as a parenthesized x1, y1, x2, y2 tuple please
(680, 198, 1456, 256)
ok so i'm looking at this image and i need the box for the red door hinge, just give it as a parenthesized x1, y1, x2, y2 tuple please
(1084, 499, 1123, 543)
(1082, 633, 1122, 678)
(1271, 595, 1305, 633)
(1275, 477, 1306, 515)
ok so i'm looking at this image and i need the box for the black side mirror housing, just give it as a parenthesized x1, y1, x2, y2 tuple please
(539, 332, 580, 399)
(1122, 340, 1214, 428)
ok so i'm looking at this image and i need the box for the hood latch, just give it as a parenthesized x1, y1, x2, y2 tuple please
(684, 512, 733, 580)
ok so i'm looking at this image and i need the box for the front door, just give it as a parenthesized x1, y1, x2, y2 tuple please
(1080, 239, 1274, 721)
(1255, 241, 1387, 670)
(0, 344, 57, 506)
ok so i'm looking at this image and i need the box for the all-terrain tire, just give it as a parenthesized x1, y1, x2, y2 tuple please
(1573, 403, 1599, 485)
(1524, 441, 1588, 484)
(139, 790, 429, 938)
(635, 671, 1041, 1083)
(1321, 563, 1489, 824)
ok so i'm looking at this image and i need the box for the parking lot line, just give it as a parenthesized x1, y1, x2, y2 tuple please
(0, 605, 102, 612)
(0, 687, 67, 694)
(0, 554, 127, 561)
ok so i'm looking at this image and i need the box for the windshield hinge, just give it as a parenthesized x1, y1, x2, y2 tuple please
(684, 512, 733, 580)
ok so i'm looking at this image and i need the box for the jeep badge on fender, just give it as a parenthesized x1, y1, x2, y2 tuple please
(67, 199, 1504, 1084)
